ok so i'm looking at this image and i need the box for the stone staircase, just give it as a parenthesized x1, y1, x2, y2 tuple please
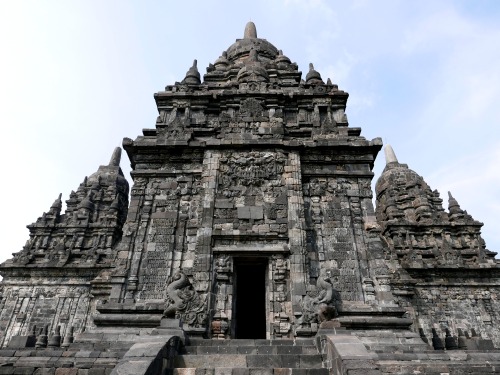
(0, 333, 134, 374)
(321, 329, 500, 375)
(172, 339, 328, 375)
(4, 326, 500, 375)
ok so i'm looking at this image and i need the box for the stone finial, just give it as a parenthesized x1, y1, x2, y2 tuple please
(48, 325, 61, 348)
(50, 193, 63, 213)
(244, 21, 257, 38)
(431, 328, 444, 350)
(445, 328, 458, 350)
(457, 328, 467, 349)
(276, 50, 291, 66)
(306, 63, 323, 84)
(448, 191, 463, 214)
(183, 59, 201, 85)
(61, 326, 74, 348)
(78, 190, 95, 212)
(109, 147, 122, 167)
(214, 51, 229, 71)
(90, 175, 101, 192)
(35, 324, 48, 349)
(419, 328, 429, 344)
(237, 48, 269, 83)
(384, 145, 399, 164)
(52, 193, 62, 206)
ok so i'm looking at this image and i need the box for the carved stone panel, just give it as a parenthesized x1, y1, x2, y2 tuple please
(214, 151, 288, 238)
(303, 177, 364, 302)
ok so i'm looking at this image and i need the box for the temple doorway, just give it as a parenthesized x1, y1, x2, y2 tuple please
(232, 259, 267, 339)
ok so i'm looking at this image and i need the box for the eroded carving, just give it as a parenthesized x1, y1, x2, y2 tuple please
(299, 271, 341, 327)
(163, 272, 207, 327)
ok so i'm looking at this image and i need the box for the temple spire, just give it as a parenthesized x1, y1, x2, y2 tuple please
(50, 193, 63, 210)
(305, 63, 323, 84)
(109, 147, 121, 167)
(384, 144, 398, 164)
(183, 59, 201, 85)
(448, 191, 464, 215)
(244, 21, 257, 39)
(78, 190, 95, 212)
(48, 193, 63, 217)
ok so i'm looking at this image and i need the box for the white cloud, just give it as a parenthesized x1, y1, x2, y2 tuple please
(400, 3, 500, 133)
(401, 7, 473, 54)
(321, 50, 357, 85)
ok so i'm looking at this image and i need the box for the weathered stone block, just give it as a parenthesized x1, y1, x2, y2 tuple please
(272, 369, 291, 375)
(7, 336, 36, 349)
(0, 367, 14, 375)
(246, 354, 281, 368)
(55, 370, 79, 375)
(237, 206, 263, 220)
(231, 369, 249, 375)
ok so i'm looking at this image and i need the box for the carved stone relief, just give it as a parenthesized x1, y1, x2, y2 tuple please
(163, 271, 207, 329)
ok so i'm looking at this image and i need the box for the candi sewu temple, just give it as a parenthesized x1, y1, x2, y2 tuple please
(1, 23, 499, 375)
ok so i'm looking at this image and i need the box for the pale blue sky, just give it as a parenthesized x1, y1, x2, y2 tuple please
(1, 0, 499, 263)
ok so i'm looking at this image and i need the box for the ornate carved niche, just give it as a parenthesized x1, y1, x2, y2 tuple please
(218, 151, 286, 189)
(210, 254, 234, 339)
(215, 254, 232, 282)
(239, 98, 265, 118)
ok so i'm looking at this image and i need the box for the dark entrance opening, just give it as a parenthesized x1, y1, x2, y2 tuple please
(233, 260, 266, 339)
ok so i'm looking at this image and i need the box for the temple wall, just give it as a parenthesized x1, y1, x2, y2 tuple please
(413, 285, 500, 347)
(134, 175, 203, 300)
(117, 149, 204, 302)
(204, 148, 383, 338)
(303, 176, 365, 302)
(0, 282, 92, 347)
(208, 149, 300, 339)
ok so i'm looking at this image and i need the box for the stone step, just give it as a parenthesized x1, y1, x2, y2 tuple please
(358, 336, 426, 345)
(350, 332, 431, 355)
(377, 352, 450, 361)
(172, 368, 329, 375)
(184, 345, 318, 355)
(365, 344, 430, 353)
(174, 354, 324, 369)
(377, 360, 500, 375)
(342, 330, 421, 338)
(187, 339, 315, 347)
(175, 354, 247, 368)
(247, 354, 323, 369)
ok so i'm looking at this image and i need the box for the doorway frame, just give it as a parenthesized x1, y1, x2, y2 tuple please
(231, 256, 269, 339)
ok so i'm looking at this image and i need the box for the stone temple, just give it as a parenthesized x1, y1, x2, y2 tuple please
(1, 23, 500, 375)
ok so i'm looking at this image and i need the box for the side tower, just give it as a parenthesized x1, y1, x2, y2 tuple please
(375, 145, 500, 346)
(0, 148, 129, 346)
(98, 22, 400, 339)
